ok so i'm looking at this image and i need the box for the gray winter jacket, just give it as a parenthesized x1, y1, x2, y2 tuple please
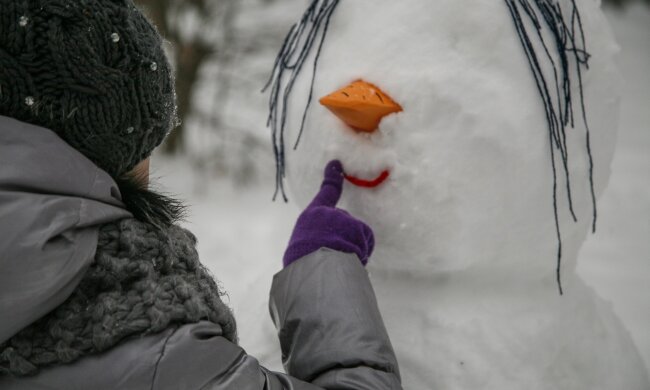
(0, 116, 402, 389)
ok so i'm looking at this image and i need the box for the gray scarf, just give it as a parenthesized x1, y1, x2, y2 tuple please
(1, 218, 237, 376)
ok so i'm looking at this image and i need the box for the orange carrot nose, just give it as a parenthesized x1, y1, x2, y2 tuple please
(319, 80, 402, 133)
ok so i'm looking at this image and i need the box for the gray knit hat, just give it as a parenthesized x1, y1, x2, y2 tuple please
(0, 0, 177, 178)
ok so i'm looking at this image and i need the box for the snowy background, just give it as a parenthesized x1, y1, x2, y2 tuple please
(150, 1, 650, 374)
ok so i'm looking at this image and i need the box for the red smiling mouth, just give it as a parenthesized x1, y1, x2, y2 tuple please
(344, 170, 390, 188)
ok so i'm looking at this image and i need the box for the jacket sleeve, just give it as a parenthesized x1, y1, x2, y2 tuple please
(268, 248, 402, 389)
(181, 248, 401, 390)
(151, 323, 323, 390)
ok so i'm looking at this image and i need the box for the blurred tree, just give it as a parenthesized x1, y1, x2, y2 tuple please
(134, 0, 240, 154)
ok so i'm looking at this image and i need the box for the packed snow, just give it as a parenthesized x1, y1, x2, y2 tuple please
(154, 1, 649, 388)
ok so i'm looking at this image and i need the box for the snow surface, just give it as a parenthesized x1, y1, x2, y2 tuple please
(154, 1, 649, 387)
(576, 0, 650, 377)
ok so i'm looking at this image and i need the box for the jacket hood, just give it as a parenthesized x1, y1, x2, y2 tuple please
(0, 115, 131, 344)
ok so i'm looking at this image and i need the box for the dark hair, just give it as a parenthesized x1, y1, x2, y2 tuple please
(114, 174, 187, 231)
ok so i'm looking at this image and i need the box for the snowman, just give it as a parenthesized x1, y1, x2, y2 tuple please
(263, 0, 650, 388)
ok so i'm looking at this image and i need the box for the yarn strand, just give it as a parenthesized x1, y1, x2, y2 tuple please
(262, 0, 341, 201)
(505, 0, 594, 295)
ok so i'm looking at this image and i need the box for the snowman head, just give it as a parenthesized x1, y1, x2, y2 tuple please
(265, 0, 620, 289)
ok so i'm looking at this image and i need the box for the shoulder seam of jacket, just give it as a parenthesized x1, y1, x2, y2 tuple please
(150, 327, 178, 390)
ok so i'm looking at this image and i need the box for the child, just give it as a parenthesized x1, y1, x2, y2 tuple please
(0, 1, 401, 388)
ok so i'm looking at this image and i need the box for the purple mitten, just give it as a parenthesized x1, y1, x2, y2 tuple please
(283, 160, 375, 268)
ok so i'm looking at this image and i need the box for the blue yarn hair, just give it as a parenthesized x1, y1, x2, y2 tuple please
(262, 0, 341, 202)
(505, 0, 594, 295)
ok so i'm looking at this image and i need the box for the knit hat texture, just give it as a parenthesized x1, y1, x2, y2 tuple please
(0, 0, 177, 177)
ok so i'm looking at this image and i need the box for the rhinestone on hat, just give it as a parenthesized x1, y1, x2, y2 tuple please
(150, 62, 158, 71)
(125, 126, 135, 134)
(19, 16, 29, 27)
(110, 32, 120, 43)
(24, 96, 35, 106)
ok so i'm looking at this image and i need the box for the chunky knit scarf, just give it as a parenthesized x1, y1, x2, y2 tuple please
(0, 218, 237, 376)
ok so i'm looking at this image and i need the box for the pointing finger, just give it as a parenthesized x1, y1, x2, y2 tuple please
(309, 160, 344, 208)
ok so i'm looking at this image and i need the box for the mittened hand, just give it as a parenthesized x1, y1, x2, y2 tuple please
(282, 160, 375, 268)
